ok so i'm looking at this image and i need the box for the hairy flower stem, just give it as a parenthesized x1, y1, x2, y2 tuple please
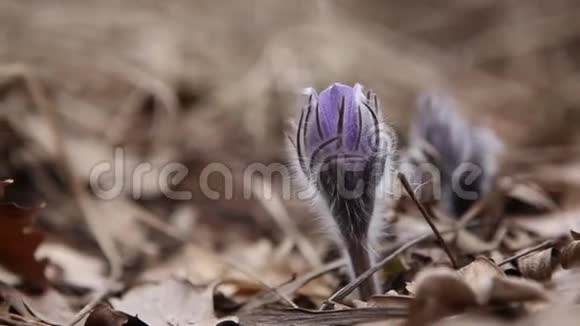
(344, 239, 378, 300)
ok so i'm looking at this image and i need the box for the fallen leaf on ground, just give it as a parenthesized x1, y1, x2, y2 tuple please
(458, 256, 504, 304)
(406, 257, 549, 326)
(406, 267, 477, 326)
(111, 278, 236, 326)
(517, 248, 560, 281)
(487, 275, 548, 303)
(459, 258, 547, 304)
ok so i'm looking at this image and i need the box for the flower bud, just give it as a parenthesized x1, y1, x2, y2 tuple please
(290, 83, 394, 299)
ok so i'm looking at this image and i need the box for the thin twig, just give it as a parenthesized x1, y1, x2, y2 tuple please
(398, 173, 459, 269)
(498, 240, 557, 266)
(320, 233, 431, 310)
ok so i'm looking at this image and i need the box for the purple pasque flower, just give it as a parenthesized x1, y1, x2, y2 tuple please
(291, 83, 393, 299)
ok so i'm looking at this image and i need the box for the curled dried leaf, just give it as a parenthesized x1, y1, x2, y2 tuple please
(517, 248, 560, 281)
(561, 241, 580, 269)
(570, 230, 580, 241)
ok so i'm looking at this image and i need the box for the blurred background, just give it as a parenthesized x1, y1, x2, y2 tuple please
(2, 0, 580, 309)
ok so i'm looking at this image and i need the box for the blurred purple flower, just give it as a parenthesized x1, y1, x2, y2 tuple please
(409, 93, 503, 217)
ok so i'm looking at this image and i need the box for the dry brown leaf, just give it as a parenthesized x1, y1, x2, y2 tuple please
(0, 203, 47, 290)
(459, 256, 548, 304)
(407, 258, 549, 326)
(85, 304, 148, 326)
(458, 256, 504, 304)
(111, 278, 236, 326)
(570, 230, 580, 241)
(487, 276, 548, 304)
(406, 267, 478, 326)
(517, 248, 560, 281)
(560, 241, 580, 269)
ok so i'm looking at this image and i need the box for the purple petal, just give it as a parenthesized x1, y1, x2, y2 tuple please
(316, 83, 360, 150)
(299, 83, 384, 178)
